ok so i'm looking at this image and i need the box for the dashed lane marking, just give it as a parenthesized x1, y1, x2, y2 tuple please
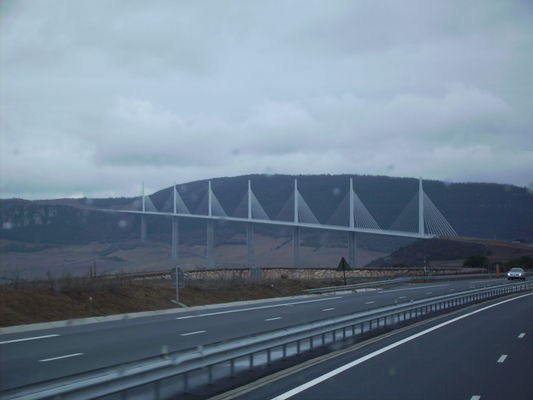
(322, 308, 335, 312)
(0, 334, 59, 345)
(265, 317, 282, 322)
(518, 333, 525, 339)
(497, 354, 508, 363)
(180, 330, 206, 337)
(175, 296, 343, 320)
(39, 353, 83, 362)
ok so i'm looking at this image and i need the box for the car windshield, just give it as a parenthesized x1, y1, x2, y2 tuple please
(2, 2, 533, 400)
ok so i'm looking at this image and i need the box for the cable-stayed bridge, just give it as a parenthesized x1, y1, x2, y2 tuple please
(103, 177, 457, 271)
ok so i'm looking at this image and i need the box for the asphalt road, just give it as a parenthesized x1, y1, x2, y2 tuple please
(0, 278, 517, 391)
(237, 291, 533, 400)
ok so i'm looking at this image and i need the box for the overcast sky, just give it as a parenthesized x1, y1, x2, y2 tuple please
(1, 0, 532, 199)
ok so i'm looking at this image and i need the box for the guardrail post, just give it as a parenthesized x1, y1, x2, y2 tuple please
(230, 359, 235, 377)
(154, 380, 160, 399)
(267, 348, 271, 365)
(183, 372, 188, 393)
(249, 354, 254, 370)
(297, 340, 301, 354)
(283, 344, 287, 359)
(208, 365, 213, 385)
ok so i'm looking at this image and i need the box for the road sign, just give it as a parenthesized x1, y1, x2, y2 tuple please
(336, 256, 352, 271)
(336, 257, 351, 286)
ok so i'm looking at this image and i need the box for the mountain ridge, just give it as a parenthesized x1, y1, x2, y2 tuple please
(1, 173, 532, 245)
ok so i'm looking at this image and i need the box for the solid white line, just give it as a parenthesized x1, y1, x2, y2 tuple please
(180, 330, 206, 337)
(39, 353, 83, 362)
(0, 334, 59, 345)
(497, 354, 508, 363)
(176, 316, 195, 320)
(265, 317, 282, 321)
(270, 292, 533, 400)
(470, 396, 481, 400)
(322, 308, 335, 312)
(176, 296, 342, 320)
(518, 333, 525, 339)
(378, 284, 449, 294)
(365, 301, 375, 305)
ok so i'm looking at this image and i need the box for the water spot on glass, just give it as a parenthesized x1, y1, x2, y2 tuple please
(2, 221, 13, 230)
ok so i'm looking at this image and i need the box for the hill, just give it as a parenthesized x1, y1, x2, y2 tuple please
(1, 174, 532, 246)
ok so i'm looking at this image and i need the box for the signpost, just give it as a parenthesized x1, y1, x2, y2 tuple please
(171, 266, 185, 303)
(336, 256, 352, 286)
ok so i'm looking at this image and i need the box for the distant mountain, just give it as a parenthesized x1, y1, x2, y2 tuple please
(1, 174, 532, 249)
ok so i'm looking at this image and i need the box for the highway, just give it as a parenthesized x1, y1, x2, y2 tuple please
(0, 278, 517, 391)
(235, 291, 533, 400)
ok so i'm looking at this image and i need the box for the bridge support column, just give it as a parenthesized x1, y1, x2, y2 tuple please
(247, 223, 262, 280)
(140, 215, 146, 242)
(348, 231, 356, 268)
(293, 226, 300, 268)
(207, 220, 215, 268)
(171, 217, 179, 260)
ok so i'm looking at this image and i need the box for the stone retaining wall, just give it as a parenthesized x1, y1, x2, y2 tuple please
(183, 267, 486, 282)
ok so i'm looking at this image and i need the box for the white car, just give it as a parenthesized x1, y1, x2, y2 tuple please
(507, 267, 526, 281)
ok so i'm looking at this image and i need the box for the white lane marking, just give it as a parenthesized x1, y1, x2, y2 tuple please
(398, 296, 407, 299)
(176, 316, 195, 320)
(497, 354, 508, 363)
(180, 330, 206, 337)
(470, 396, 481, 400)
(518, 333, 525, 339)
(365, 301, 375, 305)
(265, 317, 282, 322)
(322, 308, 335, 312)
(378, 284, 449, 294)
(0, 334, 59, 345)
(176, 296, 342, 320)
(39, 353, 83, 362)
(270, 292, 533, 400)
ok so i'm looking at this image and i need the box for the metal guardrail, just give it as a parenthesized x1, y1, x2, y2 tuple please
(303, 273, 498, 294)
(2, 281, 532, 400)
(303, 278, 408, 293)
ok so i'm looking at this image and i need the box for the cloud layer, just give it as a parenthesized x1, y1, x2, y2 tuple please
(1, 0, 532, 199)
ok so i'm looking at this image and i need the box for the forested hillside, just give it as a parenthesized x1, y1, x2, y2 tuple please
(1, 174, 532, 246)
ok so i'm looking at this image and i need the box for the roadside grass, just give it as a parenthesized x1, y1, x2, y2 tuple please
(0, 275, 327, 327)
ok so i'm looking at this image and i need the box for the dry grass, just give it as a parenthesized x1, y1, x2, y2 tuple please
(0, 276, 327, 327)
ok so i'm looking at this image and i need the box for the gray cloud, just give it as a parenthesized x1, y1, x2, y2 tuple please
(1, 0, 532, 199)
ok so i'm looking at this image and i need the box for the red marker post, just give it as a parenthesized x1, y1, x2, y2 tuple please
(495, 263, 500, 278)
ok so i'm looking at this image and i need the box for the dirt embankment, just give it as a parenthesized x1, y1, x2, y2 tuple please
(0, 277, 327, 328)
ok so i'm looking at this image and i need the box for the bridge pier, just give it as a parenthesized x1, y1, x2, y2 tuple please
(348, 231, 356, 268)
(140, 215, 146, 242)
(207, 220, 215, 268)
(171, 217, 179, 260)
(293, 226, 300, 268)
(247, 223, 262, 280)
